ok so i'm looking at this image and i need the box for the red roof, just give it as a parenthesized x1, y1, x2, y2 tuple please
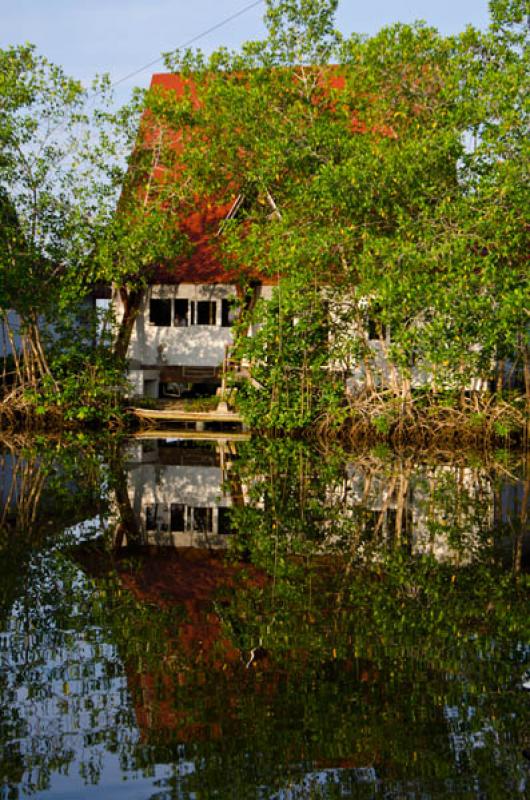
(143, 70, 397, 287)
(154, 203, 253, 285)
(144, 73, 276, 286)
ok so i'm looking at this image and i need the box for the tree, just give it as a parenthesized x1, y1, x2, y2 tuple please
(0, 46, 167, 420)
(0, 47, 117, 399)
(141, 0, 528, 432)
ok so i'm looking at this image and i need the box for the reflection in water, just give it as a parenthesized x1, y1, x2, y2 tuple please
(117, 438, 527, 569)
(120, 439, 234, 548)
(325, 460, 496, 565)
(0, 436, 529, 798)
(0, 554, 141, 796)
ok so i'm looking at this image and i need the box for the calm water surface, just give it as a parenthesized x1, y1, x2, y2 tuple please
(0, 435, 529, 799)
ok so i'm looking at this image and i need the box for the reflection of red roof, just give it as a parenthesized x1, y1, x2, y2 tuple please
(116, 547, 268, 740)
(145, 73, 276, 287)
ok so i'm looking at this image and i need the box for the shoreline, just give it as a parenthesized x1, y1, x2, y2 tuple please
(0, 389, 528, 449)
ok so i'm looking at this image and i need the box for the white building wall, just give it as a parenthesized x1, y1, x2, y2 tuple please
(114, 282, 276, 396)
(127, 461, 232, 549)
(124, 284, 237, 368)
(117, 281, 492, 397)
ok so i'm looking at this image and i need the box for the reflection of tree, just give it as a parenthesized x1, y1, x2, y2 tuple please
(1, 436, 529, 799)
(0, 435, 105, 618)
(0, 438, 48, 627)
(1, 549, 139, 798)
(72, 438, 530, 797)
(515, 466, 529, 573)
(229, 440, 527, 572)
(492, 455, 530, 576)
(108, 440, 141, 547)
(0, 436, 118, 798)
(0, 439, 46, 532)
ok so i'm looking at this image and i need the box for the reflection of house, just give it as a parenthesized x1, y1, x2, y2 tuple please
(327, 463, 496, 564)
(408, 466, 494, 562)
(118, 438, 234, 548)
(116, 438, 527, 566)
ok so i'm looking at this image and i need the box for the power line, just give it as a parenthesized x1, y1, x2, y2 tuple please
(111, 0, 265, 90)
(45, 0, 265, 139)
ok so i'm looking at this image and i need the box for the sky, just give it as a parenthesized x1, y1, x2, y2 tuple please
(1, 0, 491, 102)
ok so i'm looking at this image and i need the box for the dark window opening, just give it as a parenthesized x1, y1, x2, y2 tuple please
(160, 381, 187, 399)
(197, 301, 217, 325)
(145, 505, 156, 531)
(150, 299, 171, 326)
(218, 507, 233, 535)
(192, 507, 213, 533)
(387, 508, 397, 536)
(367, 306, 387, 341)
(170, 503, 185, 531)
(174, 299, 189, 326)
(361, 509, 380, 539)
(145, 503, 170, 532)
(312, 301, 330, 348)
(221, 298, 235, 327)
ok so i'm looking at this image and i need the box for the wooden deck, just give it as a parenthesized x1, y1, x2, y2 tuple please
(131, 406, 244, 424)
(133, 428, 250, 441)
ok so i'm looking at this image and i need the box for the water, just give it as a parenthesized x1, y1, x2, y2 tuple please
(0, 435, 529, 798)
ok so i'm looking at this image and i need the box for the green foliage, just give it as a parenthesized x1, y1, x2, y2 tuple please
(155, 0, 529, 430)
(234, 283, 346, 430)
(0, 47, 153, 423)
(0, 46, 118, 319)
(20, 304, 128, 426)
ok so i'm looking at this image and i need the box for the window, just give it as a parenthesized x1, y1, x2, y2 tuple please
(148, 295, 237, 327)
(197, 301, 217, 325)
(218, 507, 233, 535)
(150, 299, 171, 326)
(191, 507, 213, 533)
(174, 299, 189, 326)
(366, 304, 387, 341)
(145, 504, 218, 536)
(170, 503, 185, 531)
(145, 504, 157, 531)
(145, 503, 170, 532)
(221, 298, 235, 327)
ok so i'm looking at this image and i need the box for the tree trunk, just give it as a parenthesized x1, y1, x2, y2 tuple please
(517, 337, 530, 447)
(109, 446, 142, 547)
(113, 287, 144, 362)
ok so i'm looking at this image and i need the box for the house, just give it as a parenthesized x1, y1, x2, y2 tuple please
(115, 218, 275, 398)
(114, 73, 501, 403)
(112, 73, 275, 400)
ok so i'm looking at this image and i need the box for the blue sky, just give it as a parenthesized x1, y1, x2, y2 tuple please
(2, 0, 491, 100)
